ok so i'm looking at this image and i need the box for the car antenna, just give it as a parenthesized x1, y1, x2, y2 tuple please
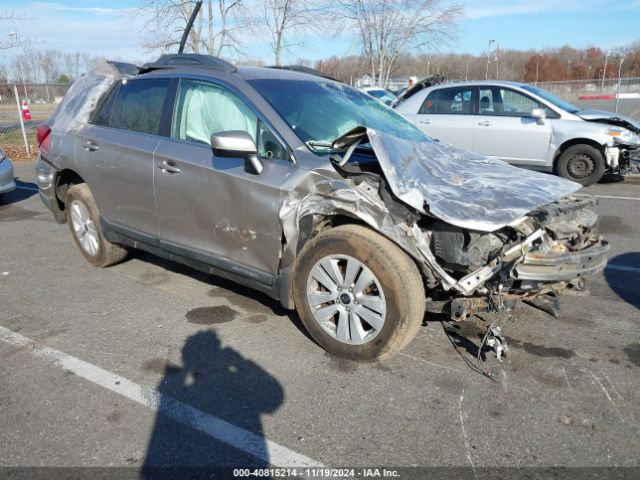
(178, 1, 203, 54)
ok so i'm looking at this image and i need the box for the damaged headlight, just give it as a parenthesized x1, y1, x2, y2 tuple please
(606, 127, 640, 146)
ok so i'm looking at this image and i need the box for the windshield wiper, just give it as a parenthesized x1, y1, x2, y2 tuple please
(306, 140, 335, 149)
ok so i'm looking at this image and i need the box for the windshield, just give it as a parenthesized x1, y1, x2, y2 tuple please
(521, 84, 580, 114)
(249, 78, 430, 151)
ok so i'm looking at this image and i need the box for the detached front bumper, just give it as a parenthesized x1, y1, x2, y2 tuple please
(514, 236, 609, 281)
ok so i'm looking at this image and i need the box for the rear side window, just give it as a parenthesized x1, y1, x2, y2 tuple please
(92, 85, 119, 127)
(420, 87, 473, 115)
(110, 79, 170, 135)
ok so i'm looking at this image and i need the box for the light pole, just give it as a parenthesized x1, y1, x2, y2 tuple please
(615, 57, 625, 114)
(495, 43, 499, 79)
(535, 53, 542, 85)
(8, 32, 27, 100)
(601, 50, 611, 91)
(485, 39, 495, 80)
(567, 60, 572, 80)
(465, 59, 470, 81)
(427, 60, 430, 76)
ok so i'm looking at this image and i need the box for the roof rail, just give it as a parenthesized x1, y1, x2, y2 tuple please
(140, 54, 237, 73)
(266, 65, 337, 81)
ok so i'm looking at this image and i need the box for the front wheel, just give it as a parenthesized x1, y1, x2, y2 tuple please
(292, 224, 425, 361)
(556, 145, 605, 186)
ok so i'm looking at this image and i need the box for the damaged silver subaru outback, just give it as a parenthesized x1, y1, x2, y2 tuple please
(36, 54, 609, 361)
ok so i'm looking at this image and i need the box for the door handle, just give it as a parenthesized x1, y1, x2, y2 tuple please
(477, 121, 492, 126)
(83, 141, 99, 151)
(157, 160, 181, 174)
(418, 119, 432, 125)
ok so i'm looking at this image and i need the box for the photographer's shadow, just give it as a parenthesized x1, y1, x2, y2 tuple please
(142, 329, 284, 477)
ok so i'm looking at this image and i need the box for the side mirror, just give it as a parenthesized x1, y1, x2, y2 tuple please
(211, 130, 263, 175)
(530, 108, 546, 125)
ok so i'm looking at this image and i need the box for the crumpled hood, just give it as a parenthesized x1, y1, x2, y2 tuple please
(577, 109, 640, 133)
(364, 129, 581, 232)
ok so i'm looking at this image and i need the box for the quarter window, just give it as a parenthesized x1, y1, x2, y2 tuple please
(172, 79, 287, 161)
(91, 84, 119, 127)
(110, 78, 170, 135)
(420, 87, 473, 115)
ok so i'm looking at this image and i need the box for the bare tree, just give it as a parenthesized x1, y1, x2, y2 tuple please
(335, 0, 463, 87)
(0, 10, 33, 51)
(137, 0, 247, 56)
(260, 0, 319, 66)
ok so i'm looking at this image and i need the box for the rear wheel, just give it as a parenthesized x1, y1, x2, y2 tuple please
(292, 224, 425, 361)
(556, 145, 605, 186)
(66, 184, 127, 267)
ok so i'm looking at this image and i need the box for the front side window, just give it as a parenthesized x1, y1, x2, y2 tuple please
(111, 78, 170, 135)
(172, 79, 287, 161)
(420, 87, 473, 115)
(479, 88, 542, 117)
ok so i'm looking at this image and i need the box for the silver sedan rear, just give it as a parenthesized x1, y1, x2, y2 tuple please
(0, 147, 16, 200)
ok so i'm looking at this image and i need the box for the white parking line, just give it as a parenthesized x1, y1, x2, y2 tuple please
(0, 325, 323, 468)
(606, 264, 640, 274)
(592, 195, 640, 201)
(15, 185, 39, 192)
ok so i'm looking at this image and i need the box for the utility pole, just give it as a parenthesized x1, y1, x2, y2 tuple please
(615, 57, 625, 114)
(485, 39, 495, 80)
(601, 50, 611, 91)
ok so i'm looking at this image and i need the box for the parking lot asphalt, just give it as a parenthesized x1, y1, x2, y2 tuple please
(1, 161, 639, 476)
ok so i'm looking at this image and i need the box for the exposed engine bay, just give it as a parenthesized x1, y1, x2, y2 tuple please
(579, 109, 640, 172)
(327, 127, 609, 360)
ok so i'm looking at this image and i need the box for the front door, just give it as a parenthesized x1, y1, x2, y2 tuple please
(153, 79, 294, 280)
(472, 86, 552, 165)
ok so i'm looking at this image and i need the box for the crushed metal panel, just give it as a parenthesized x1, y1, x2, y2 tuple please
(365, 128, 582, 232)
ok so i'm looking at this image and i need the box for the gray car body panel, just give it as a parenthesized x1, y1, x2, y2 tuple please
(38, 62, 608, 310)
(394, 80, 621, 169)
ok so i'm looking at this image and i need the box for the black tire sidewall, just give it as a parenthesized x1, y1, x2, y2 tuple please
(66, 185, 110, 266)
(292, 226, 423, 361)
(557, 145, 605, 186)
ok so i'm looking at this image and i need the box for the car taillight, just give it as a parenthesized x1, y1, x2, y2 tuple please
(36, 124, 51, 157)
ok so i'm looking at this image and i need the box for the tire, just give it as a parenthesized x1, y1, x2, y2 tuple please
(292, 224, 425, 361)
(556, 145, 605, 186)
(66, 183, 127, 267)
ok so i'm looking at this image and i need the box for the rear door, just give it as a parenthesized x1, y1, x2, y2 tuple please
(472, 86, 552, 165)
(77, 77, 170, 238)
(405, 86, 476, 149)
(153, 78, 295, 280)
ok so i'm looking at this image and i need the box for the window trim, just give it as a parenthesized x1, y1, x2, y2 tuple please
(169, 76, 296, 166)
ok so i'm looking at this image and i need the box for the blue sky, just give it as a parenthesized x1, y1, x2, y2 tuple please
(0, 0, 639, 66)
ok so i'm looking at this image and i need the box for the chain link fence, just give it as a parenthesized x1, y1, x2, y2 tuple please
(536, 77, 640, 121)
(0, 83, 70, 161)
